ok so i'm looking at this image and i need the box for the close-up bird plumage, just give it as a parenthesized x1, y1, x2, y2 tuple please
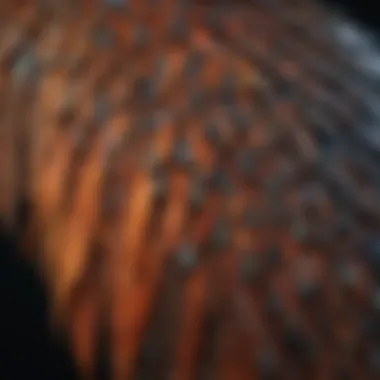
(1, 0, 380, 379)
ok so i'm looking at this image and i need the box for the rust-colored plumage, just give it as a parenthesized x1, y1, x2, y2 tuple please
(1, 0, 380, 379)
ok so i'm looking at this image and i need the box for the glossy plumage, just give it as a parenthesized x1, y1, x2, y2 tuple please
(1, 1, 380, 379)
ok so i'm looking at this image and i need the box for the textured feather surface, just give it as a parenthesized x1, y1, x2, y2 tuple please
(1, 1, 380, 379)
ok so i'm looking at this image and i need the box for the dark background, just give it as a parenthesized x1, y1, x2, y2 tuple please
(0, 229, 78, 380)
(0, 1, 379, 379)
(324, 0, 380, 31)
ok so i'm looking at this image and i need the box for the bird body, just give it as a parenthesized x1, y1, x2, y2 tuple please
(1, 1, 380, 379)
